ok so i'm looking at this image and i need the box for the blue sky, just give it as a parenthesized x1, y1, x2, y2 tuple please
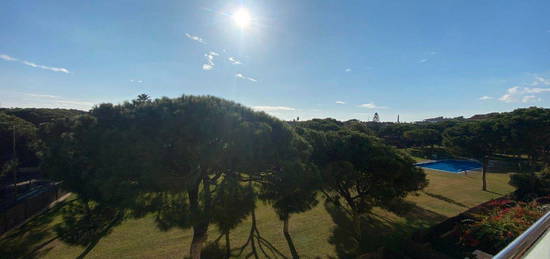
(1, 0, 549, 122)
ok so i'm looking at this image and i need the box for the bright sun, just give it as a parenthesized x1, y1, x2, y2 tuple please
(232, 8, 251, 28)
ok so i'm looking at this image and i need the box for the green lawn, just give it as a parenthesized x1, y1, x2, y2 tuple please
(0, 170, 515, 258)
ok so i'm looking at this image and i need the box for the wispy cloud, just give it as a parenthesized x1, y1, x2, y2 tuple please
(203, 51, 219, 70)
(1, 53, 70, 73)
(479, 96, 493, 101)
(524, 88, 550, 94)
(185, 33, 206, 44)
(130, 79, 143, 83)
(418, 51, 438, 64)
(499, 86, 520, 102)
(499, 76, 550, 103)
(24, 93, 60, 99)
(499, 87, 548, 102)
(531, 76, 550, 86)
(336, 101, 346, 104)
(522, 95, 540, 103)
(252, 106, 296, 111)
(54, 100, 95, 106)
(22, 93, 94, 110)
(23, 61, 70, 73)
(228, 57, 242, 65)
(235, 73, 257, 82)
(358, 103, 388, 109)
(0, 54, 17, 61)
(345, 68, 352, 72)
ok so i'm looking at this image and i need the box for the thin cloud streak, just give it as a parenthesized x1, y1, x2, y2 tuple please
(1, 53, 70, 73)
(0, 54, 17, 61)
(253, 106, 296, 111)
(336, 101, 346, 104)
(235, 73, 256, 82)
(358, 103, 388, 109)
(24, 93, 60, 99)
(417, 51, 438, 64)
(479, 96, 493, 100)
(185, 33, 206, 44)
(228, 57, 242, 65)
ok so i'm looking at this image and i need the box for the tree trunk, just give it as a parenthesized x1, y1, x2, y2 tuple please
(283, 217, 299, 259)
(189, 175, 212, 259)
(12, 127, 17, 202)
(225, 232, 231, 258)
(190, 222, 208, 259)
(531, 153, 538, 171)
(482, 157, 488, 191)
(12, 167, 17, 202)
(188, 183, 208, 259)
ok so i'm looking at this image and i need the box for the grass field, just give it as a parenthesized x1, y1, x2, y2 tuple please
(0, 169, 515, 258)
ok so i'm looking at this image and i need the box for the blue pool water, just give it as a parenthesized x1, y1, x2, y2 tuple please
(416, 159, 482, 173)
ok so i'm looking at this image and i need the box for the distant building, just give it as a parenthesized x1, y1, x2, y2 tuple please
(419, 116, 464, 123)
(373, 112, 380, 122)
(468, 112, 500, 121)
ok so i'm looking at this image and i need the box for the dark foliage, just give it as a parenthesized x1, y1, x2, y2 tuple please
(0, 112, 39, 170)
(510, 167, 550, 199)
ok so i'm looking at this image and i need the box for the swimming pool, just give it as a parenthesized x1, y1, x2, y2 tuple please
(416, 159, 482, 173)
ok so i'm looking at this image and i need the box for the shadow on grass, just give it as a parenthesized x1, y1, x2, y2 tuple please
(0, 197, 122, 259)
(325, 200, 447, 259)
(423, 191, 468, 208)
(182, 242, 227, 259)
(234, 209, 287, 258)
(0, 199, 73, 259)
(53, 201, 124, 259)
(483, 190, 503, 196)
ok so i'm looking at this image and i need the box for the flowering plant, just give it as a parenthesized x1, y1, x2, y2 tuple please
(457, 201, 544, 253)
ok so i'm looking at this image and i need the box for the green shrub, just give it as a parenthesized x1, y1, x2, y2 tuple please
(457, 201, 544, 254)
(510, 167, 550, 199)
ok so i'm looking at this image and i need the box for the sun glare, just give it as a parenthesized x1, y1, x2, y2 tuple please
(232, 8, 251, 28)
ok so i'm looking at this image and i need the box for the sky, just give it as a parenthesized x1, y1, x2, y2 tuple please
(1, 0, 549, 122)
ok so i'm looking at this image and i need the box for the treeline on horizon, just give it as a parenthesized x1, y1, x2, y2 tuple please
(0, 94, 549, 258)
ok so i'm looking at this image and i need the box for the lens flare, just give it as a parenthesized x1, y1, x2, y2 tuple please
(232, 8, 251, 28)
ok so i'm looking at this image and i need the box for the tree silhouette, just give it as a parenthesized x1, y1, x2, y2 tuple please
(443, 120, 501, 191)
(259, 161, 319, 258)
(301, 129, 426, 255)
(85, 95, 307, 258)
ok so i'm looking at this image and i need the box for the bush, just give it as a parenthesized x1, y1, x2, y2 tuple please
(510, 167, 550, 199)
(456, 201, 544, 254)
